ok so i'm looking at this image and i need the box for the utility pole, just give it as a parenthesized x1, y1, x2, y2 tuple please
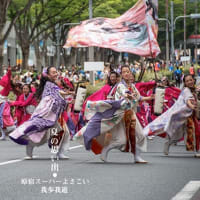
(166, 0, 169, 68)
(184, 0, 187, 57)
(89, 0, 95, 85)
(56, 23, 61, 69)
(194, 0, 198, 64)
(169, 1, 200, 67)
(170, 1, 174, 65)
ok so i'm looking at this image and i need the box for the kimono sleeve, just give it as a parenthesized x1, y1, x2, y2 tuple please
(0, 70, 11, 87)
(10, 93, 35, 107)
(182, 87, 195, 103)
(115, 83, 128, 100)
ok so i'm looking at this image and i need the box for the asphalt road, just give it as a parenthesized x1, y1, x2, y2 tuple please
(0, 136, 199, 200)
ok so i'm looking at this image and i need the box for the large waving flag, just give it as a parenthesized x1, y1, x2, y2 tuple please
(64, 0, 160, 58)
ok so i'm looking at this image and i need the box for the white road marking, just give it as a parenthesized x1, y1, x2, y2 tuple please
(69, 145, 83, 150)
(171, 181, 200, 200)
(0, 145, 83, 166)
(0, 159, 23, 166)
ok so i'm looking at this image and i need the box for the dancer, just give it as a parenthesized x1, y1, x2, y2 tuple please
(101, 66, 147, 163)
(82, 71, 119, 112)
(9, 67, 70, 159)
(106, 71, 119, 100)
(65, 71, 119, 141)
(0, 66, 20, 140)
(144, 77, 180, 124)
(129, 73, 156, 128)
(144, 74, 200, 157)
(74, 65, 147, 163)
(9, 84, 37, 126)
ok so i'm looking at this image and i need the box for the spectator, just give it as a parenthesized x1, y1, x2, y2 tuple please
(130, 64, 136, 74)
(189, 64, 195, 77)
(179, 63, 184, 74)
(168, 63, 174, 72)
(71, 64, 76, 74)
(174, 66, 182, 87)
(72, 72, 79, 83)
(64, 70, 70, 79)
(26, 73, 32, 84)
(155, 61, 160, 72)
(147, 63, 153, 72)
(85, 71, 90, 81)
(197, 65, 200, 77)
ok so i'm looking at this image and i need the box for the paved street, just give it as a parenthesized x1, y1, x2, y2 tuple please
(0, 136, 199, 200)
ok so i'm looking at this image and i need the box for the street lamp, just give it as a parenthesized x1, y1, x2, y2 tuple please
(88, 0, 95, 86)
(158, 18, 171, 25)
(159, 1, 200, 65)
(190, 13, 200, 19)
(167, 1, 200, 63)
(174, 14, 200, 29)
(172, 13, 200, 64)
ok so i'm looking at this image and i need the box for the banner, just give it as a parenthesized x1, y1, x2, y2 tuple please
(64, 0, 160, 58)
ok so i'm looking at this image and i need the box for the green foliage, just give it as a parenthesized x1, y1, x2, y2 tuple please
(138, 69, 173, 82)
(85, 81, 105, 98)
(139, 65, 191, 83)
(8, 92, 16, 101)
(158, 0, 200, 53)
(93, 0, 122, 18)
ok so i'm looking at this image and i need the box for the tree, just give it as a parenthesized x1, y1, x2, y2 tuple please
(157, 0, 200, 59)
(9, 0, 96, 70)
(0, 0, 35, 75)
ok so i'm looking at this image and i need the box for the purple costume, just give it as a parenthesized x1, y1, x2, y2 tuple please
(9, 81, 66, 145)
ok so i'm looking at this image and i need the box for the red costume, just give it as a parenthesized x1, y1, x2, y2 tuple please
(10, 93, 37, 126)
(0, 69, 15, 127)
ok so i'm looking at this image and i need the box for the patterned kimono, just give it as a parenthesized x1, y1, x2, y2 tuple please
(115, 81, 147, 153)
(135, 81, 156, 127)
(147, 86, 181, 123)
(135, 81, 181, 127)
(82, 84, 112, 113)
(74, 99, 131, 154)
(143, 87, 200, 152)
(74, 80, 146, 155)
(9, 81, 67, 146)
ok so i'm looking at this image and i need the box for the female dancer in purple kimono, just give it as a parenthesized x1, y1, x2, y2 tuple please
(9, 67, 70, 159)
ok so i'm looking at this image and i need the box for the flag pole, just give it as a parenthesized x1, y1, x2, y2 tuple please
(137, 57, 146, 82)
(145, 5, 158, 82)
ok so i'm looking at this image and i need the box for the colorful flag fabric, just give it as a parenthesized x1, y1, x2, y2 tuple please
(64, 0, 160, 58)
